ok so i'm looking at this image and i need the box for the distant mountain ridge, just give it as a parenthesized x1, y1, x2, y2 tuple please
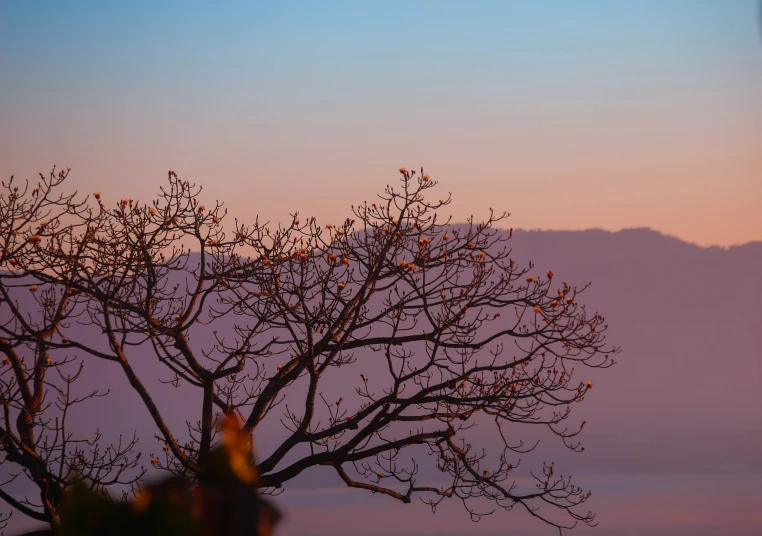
(3, 226, 761, 534)
(508, 226, 761, 252)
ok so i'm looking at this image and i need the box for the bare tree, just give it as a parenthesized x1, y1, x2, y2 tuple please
(0, 169, 144, 528)
(1, 167, 618, 532)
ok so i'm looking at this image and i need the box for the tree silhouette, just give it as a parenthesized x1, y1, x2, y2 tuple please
(0, 169, 144, 529)
(1, 167, 618, 532)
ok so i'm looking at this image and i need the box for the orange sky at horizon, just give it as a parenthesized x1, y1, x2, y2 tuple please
(3, 124, 759, 249)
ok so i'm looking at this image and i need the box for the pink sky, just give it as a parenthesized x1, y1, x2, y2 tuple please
(3, 104, 760, 248)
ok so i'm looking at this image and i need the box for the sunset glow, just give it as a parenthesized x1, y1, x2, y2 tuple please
(1, 2, 761, 536)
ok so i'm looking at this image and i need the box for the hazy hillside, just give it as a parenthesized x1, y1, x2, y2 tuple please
(4, 227, 761, 536)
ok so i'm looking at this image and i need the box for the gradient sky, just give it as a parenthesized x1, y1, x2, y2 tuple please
(1, 4, 762, 534)
(1, 1, 761, 248)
